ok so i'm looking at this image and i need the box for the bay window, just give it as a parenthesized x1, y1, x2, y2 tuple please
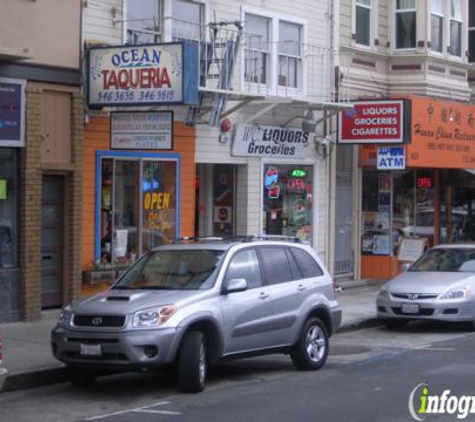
(449, 0, 462, 56)
(430, 0, 444, 53)
(356, 0, 371, 47)
(126, 0, 162, 44)
(395, 0, 416, 49)
(171, 0, 204, 41)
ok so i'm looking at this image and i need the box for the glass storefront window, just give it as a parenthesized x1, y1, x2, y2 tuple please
(263, 164, 313, 243)
(362, 170, 393, 255)
(0, 149, 18, 267)
(99, 156, 177, 265)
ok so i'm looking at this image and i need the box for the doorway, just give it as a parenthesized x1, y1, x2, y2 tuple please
(196, 164, 236, 237)
(41, 176, 64, 308)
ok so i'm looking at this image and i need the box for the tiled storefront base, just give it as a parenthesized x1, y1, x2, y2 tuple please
(0, 269, 21, 322)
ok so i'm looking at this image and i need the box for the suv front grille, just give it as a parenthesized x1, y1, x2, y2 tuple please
(73, 314, 126, 328)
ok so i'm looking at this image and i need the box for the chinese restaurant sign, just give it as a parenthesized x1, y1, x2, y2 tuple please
(232, 124, 310, 158)
(338, 100, 409, 144)
(87, 43, 198, 107)
(406, 97, 475, 168)
(359, 97, 475, 169)
(111, 111, 173, 150)
(0, 78, 25, 147)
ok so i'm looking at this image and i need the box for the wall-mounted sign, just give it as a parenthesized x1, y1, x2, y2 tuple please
(232, 124, 310, 158)
(339, 100, 409, 144)
(407, 97, 475, 169)
(0, 78, 25, 147)
(377, 147, 406, 170)
(111, 111, 173, 150)
(87, 43, 198, 107)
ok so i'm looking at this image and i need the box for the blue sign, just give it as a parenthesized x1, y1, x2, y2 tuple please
(377, 147, 405, 170)
(0, 78, 25, 147)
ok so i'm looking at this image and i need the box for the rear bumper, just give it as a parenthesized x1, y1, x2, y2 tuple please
(51, 326, 185, 370)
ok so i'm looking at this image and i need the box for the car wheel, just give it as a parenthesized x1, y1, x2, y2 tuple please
(69, 367, 97, 387)
(382, 319, 408, 330)
(177, 331, 207, 393)
(291, 317, 329, 371)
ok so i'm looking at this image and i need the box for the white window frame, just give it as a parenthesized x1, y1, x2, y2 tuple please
(449, 0, 463, 58)
(354, 0, 373, 49)
(277, 20, 303, 90)
(393, 0, 417, 51)
(429, 0, 445, 54)
(469, 0, 475, 62)
(122, 0, 208, 44)
(241, 6, 307, 96)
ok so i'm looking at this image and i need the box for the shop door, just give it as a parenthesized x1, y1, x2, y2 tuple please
(41, 176, 64, 308)
(334, 148, 354, 278)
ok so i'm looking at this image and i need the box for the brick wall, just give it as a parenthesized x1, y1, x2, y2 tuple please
(20, 86, 83, 321)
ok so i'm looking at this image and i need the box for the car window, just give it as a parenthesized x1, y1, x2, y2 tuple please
(112, 249, 224, 290)
(410, 248, 475, 272)
(286, 248, 303, 280)
(224, 249, 263, 289)
(259, 247, 293, 285)
(291, 248, 324, 278)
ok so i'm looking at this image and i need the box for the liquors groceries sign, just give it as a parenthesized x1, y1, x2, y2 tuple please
(87, 44, 184, 107)
(338, 100, 409, 144)
(232, 124, 310, 158)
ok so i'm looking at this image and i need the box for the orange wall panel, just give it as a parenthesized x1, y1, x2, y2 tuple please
(361, 255, 400, 280)
(82, 116, 196, 269)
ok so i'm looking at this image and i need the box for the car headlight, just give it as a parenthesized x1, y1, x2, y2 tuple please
(132, 305, 176, 328)
(378, 285, 389, 298)
(439, 286, 471, 300)
(58, 306, 73, 327)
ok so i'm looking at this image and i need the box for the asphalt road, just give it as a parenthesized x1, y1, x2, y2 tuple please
(1, 322, 474, 422)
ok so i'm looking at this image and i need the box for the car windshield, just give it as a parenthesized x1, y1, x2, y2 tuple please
(112, 249, 224, 290)
(409, 248, 475, 272)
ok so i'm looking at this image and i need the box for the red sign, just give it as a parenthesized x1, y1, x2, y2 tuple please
(339, 100, 406, 144)
(417, 177, 433, 189)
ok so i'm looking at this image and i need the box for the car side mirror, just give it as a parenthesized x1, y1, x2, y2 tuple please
(224, 278, 248, 294)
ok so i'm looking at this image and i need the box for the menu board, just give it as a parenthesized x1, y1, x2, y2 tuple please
(397, 237, 427, 262)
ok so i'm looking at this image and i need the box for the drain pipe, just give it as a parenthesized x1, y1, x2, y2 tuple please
(0, 327, 7, 391)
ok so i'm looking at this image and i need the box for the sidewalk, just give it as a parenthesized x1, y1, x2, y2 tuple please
(0, 281, 383, 393)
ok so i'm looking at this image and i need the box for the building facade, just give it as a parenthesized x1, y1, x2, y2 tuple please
(80, 0, 350, 294)
(0, 0, 83, 321)
(336, 0, 475, 281)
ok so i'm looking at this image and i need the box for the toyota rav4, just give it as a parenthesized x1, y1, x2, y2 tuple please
(51, 237, 342, 393)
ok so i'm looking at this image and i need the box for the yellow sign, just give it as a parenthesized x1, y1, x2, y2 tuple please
(0, 179, 7, 200)
(144, 192, 170, 210)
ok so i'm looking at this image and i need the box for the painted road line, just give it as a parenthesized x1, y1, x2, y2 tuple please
(85, 401, 172, 420)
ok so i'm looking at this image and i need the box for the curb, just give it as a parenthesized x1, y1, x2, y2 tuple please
(1, 367, 68, 393)
(336, 317, 382, 334)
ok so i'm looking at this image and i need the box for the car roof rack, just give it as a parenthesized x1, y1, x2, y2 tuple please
(175, 235, 303, 244)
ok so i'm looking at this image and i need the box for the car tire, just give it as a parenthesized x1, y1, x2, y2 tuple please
(69, 367, 97, 387)
(291, 317, 329, 371)
(177, 331, 207, 393)
(382, 319, 408, 330)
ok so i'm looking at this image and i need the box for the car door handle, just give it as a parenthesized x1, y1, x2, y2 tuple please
(258, 292, 270, 300)
(297, 284, 306, 291)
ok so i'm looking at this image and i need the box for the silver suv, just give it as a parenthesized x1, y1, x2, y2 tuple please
(51, 237, 342, 393)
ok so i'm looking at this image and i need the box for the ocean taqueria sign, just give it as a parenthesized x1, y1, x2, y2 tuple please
(87, 43, 198, 107)
(232, 124, 310, 158)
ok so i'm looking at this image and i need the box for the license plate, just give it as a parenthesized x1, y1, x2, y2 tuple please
(79, 343, 102, 357)
(401, 303, 419, 314)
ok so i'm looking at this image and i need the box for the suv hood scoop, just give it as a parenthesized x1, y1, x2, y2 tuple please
(106, 296, 130, 301)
